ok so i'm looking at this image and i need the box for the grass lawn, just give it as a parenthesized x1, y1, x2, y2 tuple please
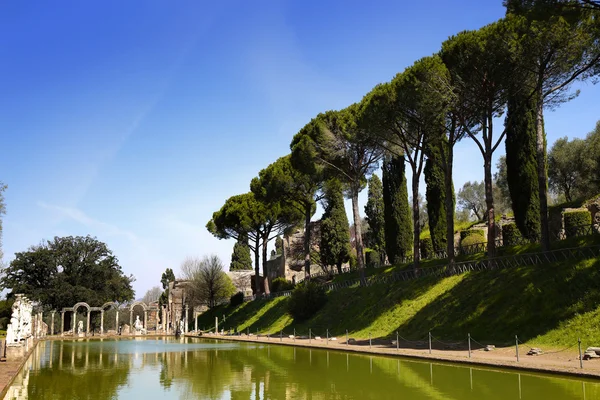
(198, 248, 600, 349)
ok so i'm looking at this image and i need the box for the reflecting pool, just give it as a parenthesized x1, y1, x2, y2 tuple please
(3, 337, 600, 399)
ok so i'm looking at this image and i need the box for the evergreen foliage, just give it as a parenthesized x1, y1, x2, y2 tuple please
(502, 223, 524, 246)
(229, 292, 245, 307)
(419, 238, 434, 260)
(287, 281, 327, 321)
(275, 236, 284, 255)
(0, 236, 135, 310)
(564, 211, 592, 237)
(364, 175, 386, 262)
(424, 140, 450, 253)
(230, 235, 253, 271)
(505, 90, 541, 241)
(382, 155, 413, 264)
(320, 179, 351, 275)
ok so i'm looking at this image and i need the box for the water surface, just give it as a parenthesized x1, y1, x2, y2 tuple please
(4, 337, 600, 399)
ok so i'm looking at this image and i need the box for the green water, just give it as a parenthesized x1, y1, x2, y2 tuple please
(3, 337, 600, 399)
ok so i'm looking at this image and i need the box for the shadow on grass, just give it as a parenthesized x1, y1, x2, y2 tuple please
(394, 257, 600, 345)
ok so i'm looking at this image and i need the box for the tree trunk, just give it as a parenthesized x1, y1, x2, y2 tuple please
(484, 156, 496, 257)
(261, 234, 270, 295)
(444, 148, 455, 264)
(351, 191, 365, 281)
(536, 93, 550, 251)
(303, 203, 312, 280)
(336, 262, 343, 275)
(253, 237, 261, 296)
(412, 174, 421, 269)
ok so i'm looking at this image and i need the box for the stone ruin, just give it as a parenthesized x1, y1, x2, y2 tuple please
(4, 294, 46, 359)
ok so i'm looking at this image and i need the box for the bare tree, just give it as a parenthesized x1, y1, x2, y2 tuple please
(141, 286, 162, 304)
(180, 255, 235, 308)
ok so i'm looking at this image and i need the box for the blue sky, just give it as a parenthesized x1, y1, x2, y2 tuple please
(1, 0, 599, 297)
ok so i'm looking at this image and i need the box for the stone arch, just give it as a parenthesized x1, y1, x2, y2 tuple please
(73, 302, 91, 312)
(129, 301, 148, 332)
(101, 302, 119, 311)
(72, 302, 91, 335)
(129, 301, 148, 311)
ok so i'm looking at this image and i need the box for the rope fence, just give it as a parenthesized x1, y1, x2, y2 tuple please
(200, 328, 596, 370)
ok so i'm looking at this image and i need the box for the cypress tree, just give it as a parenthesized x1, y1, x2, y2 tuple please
(505, 90, 540, 241)
(274, 236, 283, 255)
(382, 154, 413, 264)
(364, 175, 386, 262)
(229, 234, 253, 270)
(320, 179, 351, 275)
(424, 140, 451, 253)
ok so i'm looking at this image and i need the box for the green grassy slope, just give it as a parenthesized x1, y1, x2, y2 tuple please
(198, 251, 600, 349)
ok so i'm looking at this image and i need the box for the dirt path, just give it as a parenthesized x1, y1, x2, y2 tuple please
(194, 333, 600, 379)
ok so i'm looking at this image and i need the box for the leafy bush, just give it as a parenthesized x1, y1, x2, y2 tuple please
(564, 210, 592, 237)
(420, 238, 433, 259)
(270, 277, 294, 293)
(460, 230, 486, 254)
(502, 223, 523, 247)
(365, 249, 381, 268)
(287, 281, 327, 321)
(349, 253, 358, 270)
(229, 292, 245, 307)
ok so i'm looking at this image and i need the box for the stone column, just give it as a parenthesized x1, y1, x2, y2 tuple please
(116, 310, 119, 332)
(194, 311, 198, 333)
(100, 311, 104, 335)
(185, 305, 189, 334)
(60, 311, 65, 336)
(86, 312, 90, 336)
(144, 310, 147, 330)
(73, 312, 76, 334)
(129, 310, 133, 330)
(51, 311, 55, 336)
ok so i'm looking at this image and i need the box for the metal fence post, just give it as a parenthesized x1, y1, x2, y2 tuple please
(369, 333, 372, 349)
(327, 329, 329, 345)
(396, 331, 399, 351)
(346, 330, 349, 346)
(468, 333, 471, 358)
(579, 338, 583, 369)
(515, 335, 519, 362)
(309, 328, 311, 344)
(293, 328, 296, 342)
(280, 330, 282, 342)
(429, 332, 432, 354)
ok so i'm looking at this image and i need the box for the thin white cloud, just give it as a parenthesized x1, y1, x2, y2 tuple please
(37, 201, 139, 243)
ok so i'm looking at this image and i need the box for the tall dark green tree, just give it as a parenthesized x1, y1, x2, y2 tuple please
(505, 90, 541, 241)
(382, 154, 413, 264)
(158, 268, 175, 316)
(0, 236, 135, 310)
(229, 234, 253, 270)
(364, 174, 385, 262)
(441, 20, 516, 257)
(320, 179, 351, 275)
(291, 106, 383, 279)
(250, 154, 323, 280)
(207, 192, 266, 294)
(424, 140, 451, 253)
(505, 1, 600, 250)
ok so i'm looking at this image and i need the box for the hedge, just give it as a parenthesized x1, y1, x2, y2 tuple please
(270, 277, 295, 293)
(564, 210, 592, 238)
(420, 237, 434, 259)
(502, 223, 523, 247)
(365, 250, 381, 268)
(460, 229, 485, 241)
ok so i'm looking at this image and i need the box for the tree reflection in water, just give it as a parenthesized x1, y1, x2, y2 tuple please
(4, 338, 600, 400)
